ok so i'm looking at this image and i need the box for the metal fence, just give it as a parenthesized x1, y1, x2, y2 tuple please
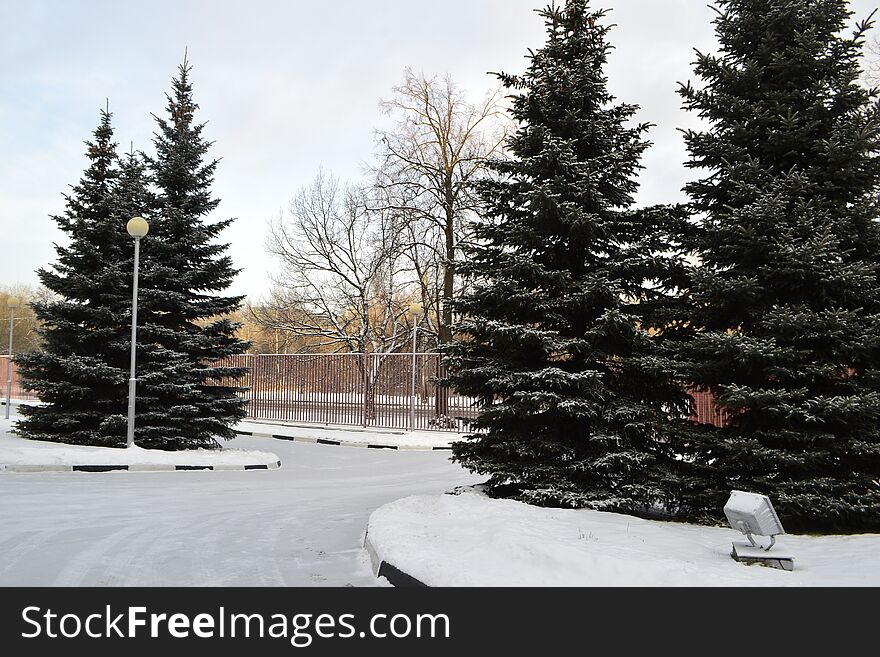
(217, 353, 481, 432)
(689, 388, 729, 427)
(0, 356, 38, 402)
(218, 354, 730, 431)
(2, 353, 728, 431)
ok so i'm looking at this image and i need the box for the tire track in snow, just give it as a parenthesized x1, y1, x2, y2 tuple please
(0, 528, 66, 581)
(51, 522, 148, 586)
(90, 518, 186, 586)
(248, 509, 287, 586)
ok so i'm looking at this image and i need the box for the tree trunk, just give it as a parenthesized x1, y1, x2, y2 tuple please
(360, 353, 378, 424)
(435, 181, 456, 417)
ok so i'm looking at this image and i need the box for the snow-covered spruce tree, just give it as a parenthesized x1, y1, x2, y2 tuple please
(677, 0, 880, 532)
(139, 59, 249, 450)
(15, 109, 138, 445)
(443, 1, 694, 514)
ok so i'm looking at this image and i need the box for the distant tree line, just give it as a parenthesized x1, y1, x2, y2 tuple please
(1, 286, 49, 353)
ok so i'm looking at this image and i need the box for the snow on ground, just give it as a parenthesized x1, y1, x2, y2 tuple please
(235, 419, 457, 449)
(0, 430, 479, 585)
(0, 417, 280, 468)
(366, 488, 880, 586)
(5, 400, 460, 450)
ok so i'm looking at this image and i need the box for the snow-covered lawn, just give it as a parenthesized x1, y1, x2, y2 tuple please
(366, 488, 880, 586)
(0, 429, 480, 585)
(10, 404, 876, 588)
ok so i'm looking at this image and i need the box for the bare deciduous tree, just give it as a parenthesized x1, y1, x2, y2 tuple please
(232, 304, 317, 354)
(1, 285, 50, 353)
(373, 69, 507, 348)
(862, 34, 880, 87)
(254, 170, 414, 418)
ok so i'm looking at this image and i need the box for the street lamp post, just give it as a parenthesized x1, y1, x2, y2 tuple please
(409, 302, 422, 431)
(126, 216, 149, 447)
(5, 296, 19, 420)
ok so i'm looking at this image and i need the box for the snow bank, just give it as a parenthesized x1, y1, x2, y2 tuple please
(365, 489, 880, 586)
(0, 418, 280, 470)
(236, 420, 455, 450)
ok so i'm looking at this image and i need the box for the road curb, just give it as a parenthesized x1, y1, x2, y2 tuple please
(363, 530, 428, 588)
(236, 428, 453, 452)
(1, 460, 282, 474)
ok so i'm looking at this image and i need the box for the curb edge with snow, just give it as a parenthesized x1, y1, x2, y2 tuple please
(236, 428, 454, 452)
(363, 529, 429, 588)
(1, 460, 282, 474)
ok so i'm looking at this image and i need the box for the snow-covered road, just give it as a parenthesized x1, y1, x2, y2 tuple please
(0, 436, 480, 586)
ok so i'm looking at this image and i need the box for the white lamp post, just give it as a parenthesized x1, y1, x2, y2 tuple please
(125, 216, 149, 447)
(408, 302, 423, 431)
(5, 296, 19, 420)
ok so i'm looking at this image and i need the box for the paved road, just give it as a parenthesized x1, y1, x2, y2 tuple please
(0, 436, 480, 586)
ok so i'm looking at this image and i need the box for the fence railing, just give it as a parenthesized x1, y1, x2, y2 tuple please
(0, 356, 38, 402)
(216, 353, 481, 432)
(688, 388, 729, 427)
(3, 353, 728, 432)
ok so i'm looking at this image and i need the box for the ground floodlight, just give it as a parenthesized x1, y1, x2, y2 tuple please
(724, 490, 785, 551)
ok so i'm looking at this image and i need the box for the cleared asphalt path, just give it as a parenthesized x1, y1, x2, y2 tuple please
(0, 436, 480, 586)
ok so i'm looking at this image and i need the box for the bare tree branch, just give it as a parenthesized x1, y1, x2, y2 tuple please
(256, 170, 414, 358)
(371, 68, 509, 346)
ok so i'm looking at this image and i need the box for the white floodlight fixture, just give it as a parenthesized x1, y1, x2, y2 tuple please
(724, 490, 785, 551)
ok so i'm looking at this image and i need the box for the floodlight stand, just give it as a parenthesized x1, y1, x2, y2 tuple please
(725, 490, 792, 569)
(744, 529, 777, 551)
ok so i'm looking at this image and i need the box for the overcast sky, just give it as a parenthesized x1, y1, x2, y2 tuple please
(2, 0, 878, 299)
